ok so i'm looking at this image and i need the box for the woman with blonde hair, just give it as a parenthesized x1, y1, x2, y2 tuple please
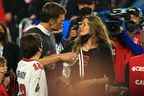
(60, 15, 114, 96)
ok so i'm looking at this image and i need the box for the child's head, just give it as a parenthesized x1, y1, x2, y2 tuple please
(0, 57, 7, 83)
(20, 33, 42, 59)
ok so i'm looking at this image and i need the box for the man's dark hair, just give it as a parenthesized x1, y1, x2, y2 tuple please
(20, 32, 42, 59)
(40, 2, 66, 22)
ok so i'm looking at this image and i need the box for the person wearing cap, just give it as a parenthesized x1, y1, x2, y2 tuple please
(63, 0, 96, 40)
(66, 0, 96, 19)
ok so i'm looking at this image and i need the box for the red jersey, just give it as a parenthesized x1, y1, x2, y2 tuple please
(114, 32, 141, 83)
(113, 41, 133, 83)
(129, 54, 144, 96)
(133, 32, 141, 45)
(0, 84, 9, 96)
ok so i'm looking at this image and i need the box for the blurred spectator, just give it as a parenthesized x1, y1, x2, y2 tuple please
(0, 0, 5, 23)
(17, 5, 40, 46)
(132, 0, 144, 10)
(66, 0, 96, 19)
(62, 18, 80, 52)
(95, 0, 111, 11)
(24, 0, 32, 4)
(2, 0, 19, 43)
(63, 0, 96, 40)
(4, 11, 18, 43)
(0, 56, 9, 96)
(65, 0, 78, 19)
(0, 23, 20, 73)
(3, 0, 27, 22)
(0, 23, 20, 95)
(0, 57, 7, 83)
(109, 8, 144, 88)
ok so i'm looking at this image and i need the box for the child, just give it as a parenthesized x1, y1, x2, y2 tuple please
(17, 33, 48, 96)
(0, 56, 9, 96)
(17, 33, 76, 96)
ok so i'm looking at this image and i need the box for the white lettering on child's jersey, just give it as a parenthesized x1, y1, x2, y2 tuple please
(17, 60, 48, 96)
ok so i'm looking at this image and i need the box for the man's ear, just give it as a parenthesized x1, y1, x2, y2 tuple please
(50, 18, 56, 24)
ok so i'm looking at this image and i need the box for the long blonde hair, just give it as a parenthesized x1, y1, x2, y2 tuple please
(72, 15, 112, 52)
(88, 15, 111, 45)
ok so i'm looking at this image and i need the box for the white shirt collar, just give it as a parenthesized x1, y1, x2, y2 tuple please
(37, 24, 51, 36)
(24, 24, 51, 36)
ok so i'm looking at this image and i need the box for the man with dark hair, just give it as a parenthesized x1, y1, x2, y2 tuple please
(24, 2, 66, 57)
(23, 2, 68, 96)
(0, 56, 8, 96)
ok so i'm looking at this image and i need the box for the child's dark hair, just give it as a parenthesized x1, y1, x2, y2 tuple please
(20, 33, 42, 59)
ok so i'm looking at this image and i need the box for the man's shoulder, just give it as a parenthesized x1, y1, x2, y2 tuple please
(24, 26, 50, 37)
(25, 26, 42, 33)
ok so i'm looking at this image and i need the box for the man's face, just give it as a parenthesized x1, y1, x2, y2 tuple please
(70, 28, 78, 39)
(51, 14, 65, 33)
(130, 14, 140, 24)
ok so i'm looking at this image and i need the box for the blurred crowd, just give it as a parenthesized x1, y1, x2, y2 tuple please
(0, 0, 144, 96)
